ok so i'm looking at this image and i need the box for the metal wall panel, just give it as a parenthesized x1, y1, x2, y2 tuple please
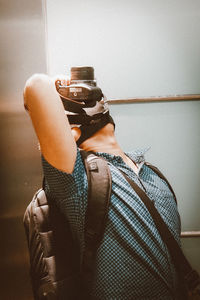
(0, 0, 47, 298)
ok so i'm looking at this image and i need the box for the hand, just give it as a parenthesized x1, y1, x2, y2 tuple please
(53, 75, 70, 93)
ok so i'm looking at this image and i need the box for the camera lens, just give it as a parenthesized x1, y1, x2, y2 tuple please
(70, 66, 94, 81)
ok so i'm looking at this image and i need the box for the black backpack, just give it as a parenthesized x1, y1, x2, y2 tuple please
(23, 151, 200, 300)
(23, 151, 112, 300)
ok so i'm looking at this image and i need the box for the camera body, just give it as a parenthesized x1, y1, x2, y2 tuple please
(56, 66, 114, 145)
(57, 67, 103, 112)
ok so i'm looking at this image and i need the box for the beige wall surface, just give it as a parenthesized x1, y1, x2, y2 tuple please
(46, 0, 200, 99)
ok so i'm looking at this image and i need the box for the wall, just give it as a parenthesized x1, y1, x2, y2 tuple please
(46, 0, 200, 98)
(110, 100, 200, 272)
(0, 0, 47, 298)
(46, 0, 200, 272)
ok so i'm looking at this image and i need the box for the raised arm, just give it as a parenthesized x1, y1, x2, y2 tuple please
(24, 73, 77, 173)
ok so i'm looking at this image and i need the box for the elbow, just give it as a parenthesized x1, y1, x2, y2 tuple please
(23, 73, 52, 111)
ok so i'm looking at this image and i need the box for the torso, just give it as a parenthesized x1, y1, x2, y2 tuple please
(42, 148, 181, 299)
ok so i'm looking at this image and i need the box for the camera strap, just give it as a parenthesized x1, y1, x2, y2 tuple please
(67, 111, 103, 125)
(76, 113, 115, 146)
(119, 169, 200, 295)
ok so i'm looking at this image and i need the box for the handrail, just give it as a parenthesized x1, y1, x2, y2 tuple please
(107, 94, 200, 104)
(181, 231, 200, 238)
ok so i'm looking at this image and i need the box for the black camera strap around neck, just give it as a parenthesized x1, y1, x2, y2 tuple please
(76, 112, 114, 146)
(119, 169, 200, 294)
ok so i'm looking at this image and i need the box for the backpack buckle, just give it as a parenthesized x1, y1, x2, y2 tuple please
(89, 161, 98, 172)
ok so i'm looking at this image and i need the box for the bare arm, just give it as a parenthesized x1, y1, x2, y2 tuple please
(24, 73, 77, 173)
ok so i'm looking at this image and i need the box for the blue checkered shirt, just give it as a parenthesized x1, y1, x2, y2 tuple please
(42, 147, 181, 300)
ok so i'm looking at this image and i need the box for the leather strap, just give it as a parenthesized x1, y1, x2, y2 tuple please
(145, 163, 177, 204)
(120, 170, 200, 293)
(80, 151, 112, 298)
(76, 113, 114, 146)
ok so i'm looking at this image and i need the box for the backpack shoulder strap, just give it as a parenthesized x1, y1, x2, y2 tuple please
(80, 150, 112, 248)
(145, 162, 177, 204)
(80, 150, 112, 297)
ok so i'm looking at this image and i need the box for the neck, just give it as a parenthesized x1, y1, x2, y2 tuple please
(79, 124, 124, 156)
(78, 124, 139, 173)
